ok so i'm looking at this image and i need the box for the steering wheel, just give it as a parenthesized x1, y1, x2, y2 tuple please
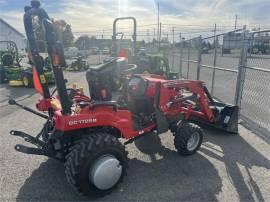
(51, 87, 78, 102)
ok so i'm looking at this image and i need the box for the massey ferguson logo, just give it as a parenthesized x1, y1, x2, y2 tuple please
(68, 119, 97, 126)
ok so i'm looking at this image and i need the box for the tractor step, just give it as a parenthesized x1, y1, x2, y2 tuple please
(10, 130, 45, 147)
(14, 144, 53, 157)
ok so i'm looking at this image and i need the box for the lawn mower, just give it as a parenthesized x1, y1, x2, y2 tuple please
(8, 1, 239, 197)
(0, 40, 54, 87)
(65, 56, 89, 71)
(0, 41, 23, 84)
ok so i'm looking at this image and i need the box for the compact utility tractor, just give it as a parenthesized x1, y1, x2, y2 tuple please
(0, 40, 54, 87)
(8, 1, 239, 198)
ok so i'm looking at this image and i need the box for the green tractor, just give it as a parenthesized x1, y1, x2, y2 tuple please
(16, 55, 55, 88)
(135, 53, 179, 80)
(0, 41, 54, 87)
(249, 42, 270, 55)
(0, 41, 23, 84)
(111, 17, 178, 79)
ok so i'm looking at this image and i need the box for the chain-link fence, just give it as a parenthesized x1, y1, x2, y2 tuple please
(168, 28, 270, 136)
(240, 30, 270, 133)
(241, 67, 270, 133)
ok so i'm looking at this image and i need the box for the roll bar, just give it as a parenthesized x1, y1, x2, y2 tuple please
(23, 0, 71, 114)
(112, 17, 137, 57)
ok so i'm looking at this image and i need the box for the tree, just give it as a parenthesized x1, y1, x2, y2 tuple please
(63, 25, 74, 48)
(75, 35, 90, 50)
(52, 19, 66, 41)
(52, 19, 74, 47)
(75, 36, 99, 50)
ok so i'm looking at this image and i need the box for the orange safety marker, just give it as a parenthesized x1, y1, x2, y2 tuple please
(33, 67, 43, 94)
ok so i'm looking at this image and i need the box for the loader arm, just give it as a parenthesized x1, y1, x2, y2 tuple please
(163, 80, 216, 122)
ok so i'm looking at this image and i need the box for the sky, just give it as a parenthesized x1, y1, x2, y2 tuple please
(0, 0, 270, 41)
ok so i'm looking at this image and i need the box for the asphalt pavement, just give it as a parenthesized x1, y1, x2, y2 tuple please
(0, 67, 270, 201)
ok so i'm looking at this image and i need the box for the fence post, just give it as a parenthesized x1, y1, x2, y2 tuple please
(179, 40, 183, 78)
(187, 40, 191, 79)
(235, 26, 248, 108)
(211, 35, 218, 95)
(197, 36, 202, 80)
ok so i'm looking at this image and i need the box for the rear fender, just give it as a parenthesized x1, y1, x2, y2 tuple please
(53, 108, 152, 139)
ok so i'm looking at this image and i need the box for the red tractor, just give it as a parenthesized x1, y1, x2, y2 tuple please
(8, 1, 238, 198)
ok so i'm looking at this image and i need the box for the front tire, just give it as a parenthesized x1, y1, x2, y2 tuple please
(174, 123, 203, 156)
(64, 133, 128, 197)
(22, 72, 33, 88)
(0, 68, 5, 84)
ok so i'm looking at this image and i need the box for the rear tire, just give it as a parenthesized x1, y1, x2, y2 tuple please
(174, 123, 203, 156)
(64, 133, 128, 197)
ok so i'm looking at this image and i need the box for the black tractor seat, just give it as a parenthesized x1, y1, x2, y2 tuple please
(2, 53, 14, 66)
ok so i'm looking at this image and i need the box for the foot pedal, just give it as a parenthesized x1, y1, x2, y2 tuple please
(10, 130, 45, 147)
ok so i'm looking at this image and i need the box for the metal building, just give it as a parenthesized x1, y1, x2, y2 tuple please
(0, 18, 26, 52)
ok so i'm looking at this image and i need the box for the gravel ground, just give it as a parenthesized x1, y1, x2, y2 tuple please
(0, 65, 270, 201)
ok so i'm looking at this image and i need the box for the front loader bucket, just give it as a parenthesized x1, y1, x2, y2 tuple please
(191, 101, 239, 134)
(213, 102, 239, 134)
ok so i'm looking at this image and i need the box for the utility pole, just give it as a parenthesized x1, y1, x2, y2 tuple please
(153, 28, 156, 40)
(157, 2, 159, 46)
(159, 22, 162, 50)
(179, 33, 183, 78)
(234, 15, 238, 30)
(147, 29, 150, 43)
(171, 27, 176, 70)
(172, 27, 175, 48)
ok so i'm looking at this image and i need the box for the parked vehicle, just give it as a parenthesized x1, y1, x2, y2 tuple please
(102, 47, 110, 54)
(64, 47, 79, 58)
(90, 47, 99, 55)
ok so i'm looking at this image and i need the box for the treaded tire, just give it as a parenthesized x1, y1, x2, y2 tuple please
(0, 69, 5, 84)
(64, 133, 128, 197)
(174, 123, 203, 156)
(22, 72, 33, 88)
